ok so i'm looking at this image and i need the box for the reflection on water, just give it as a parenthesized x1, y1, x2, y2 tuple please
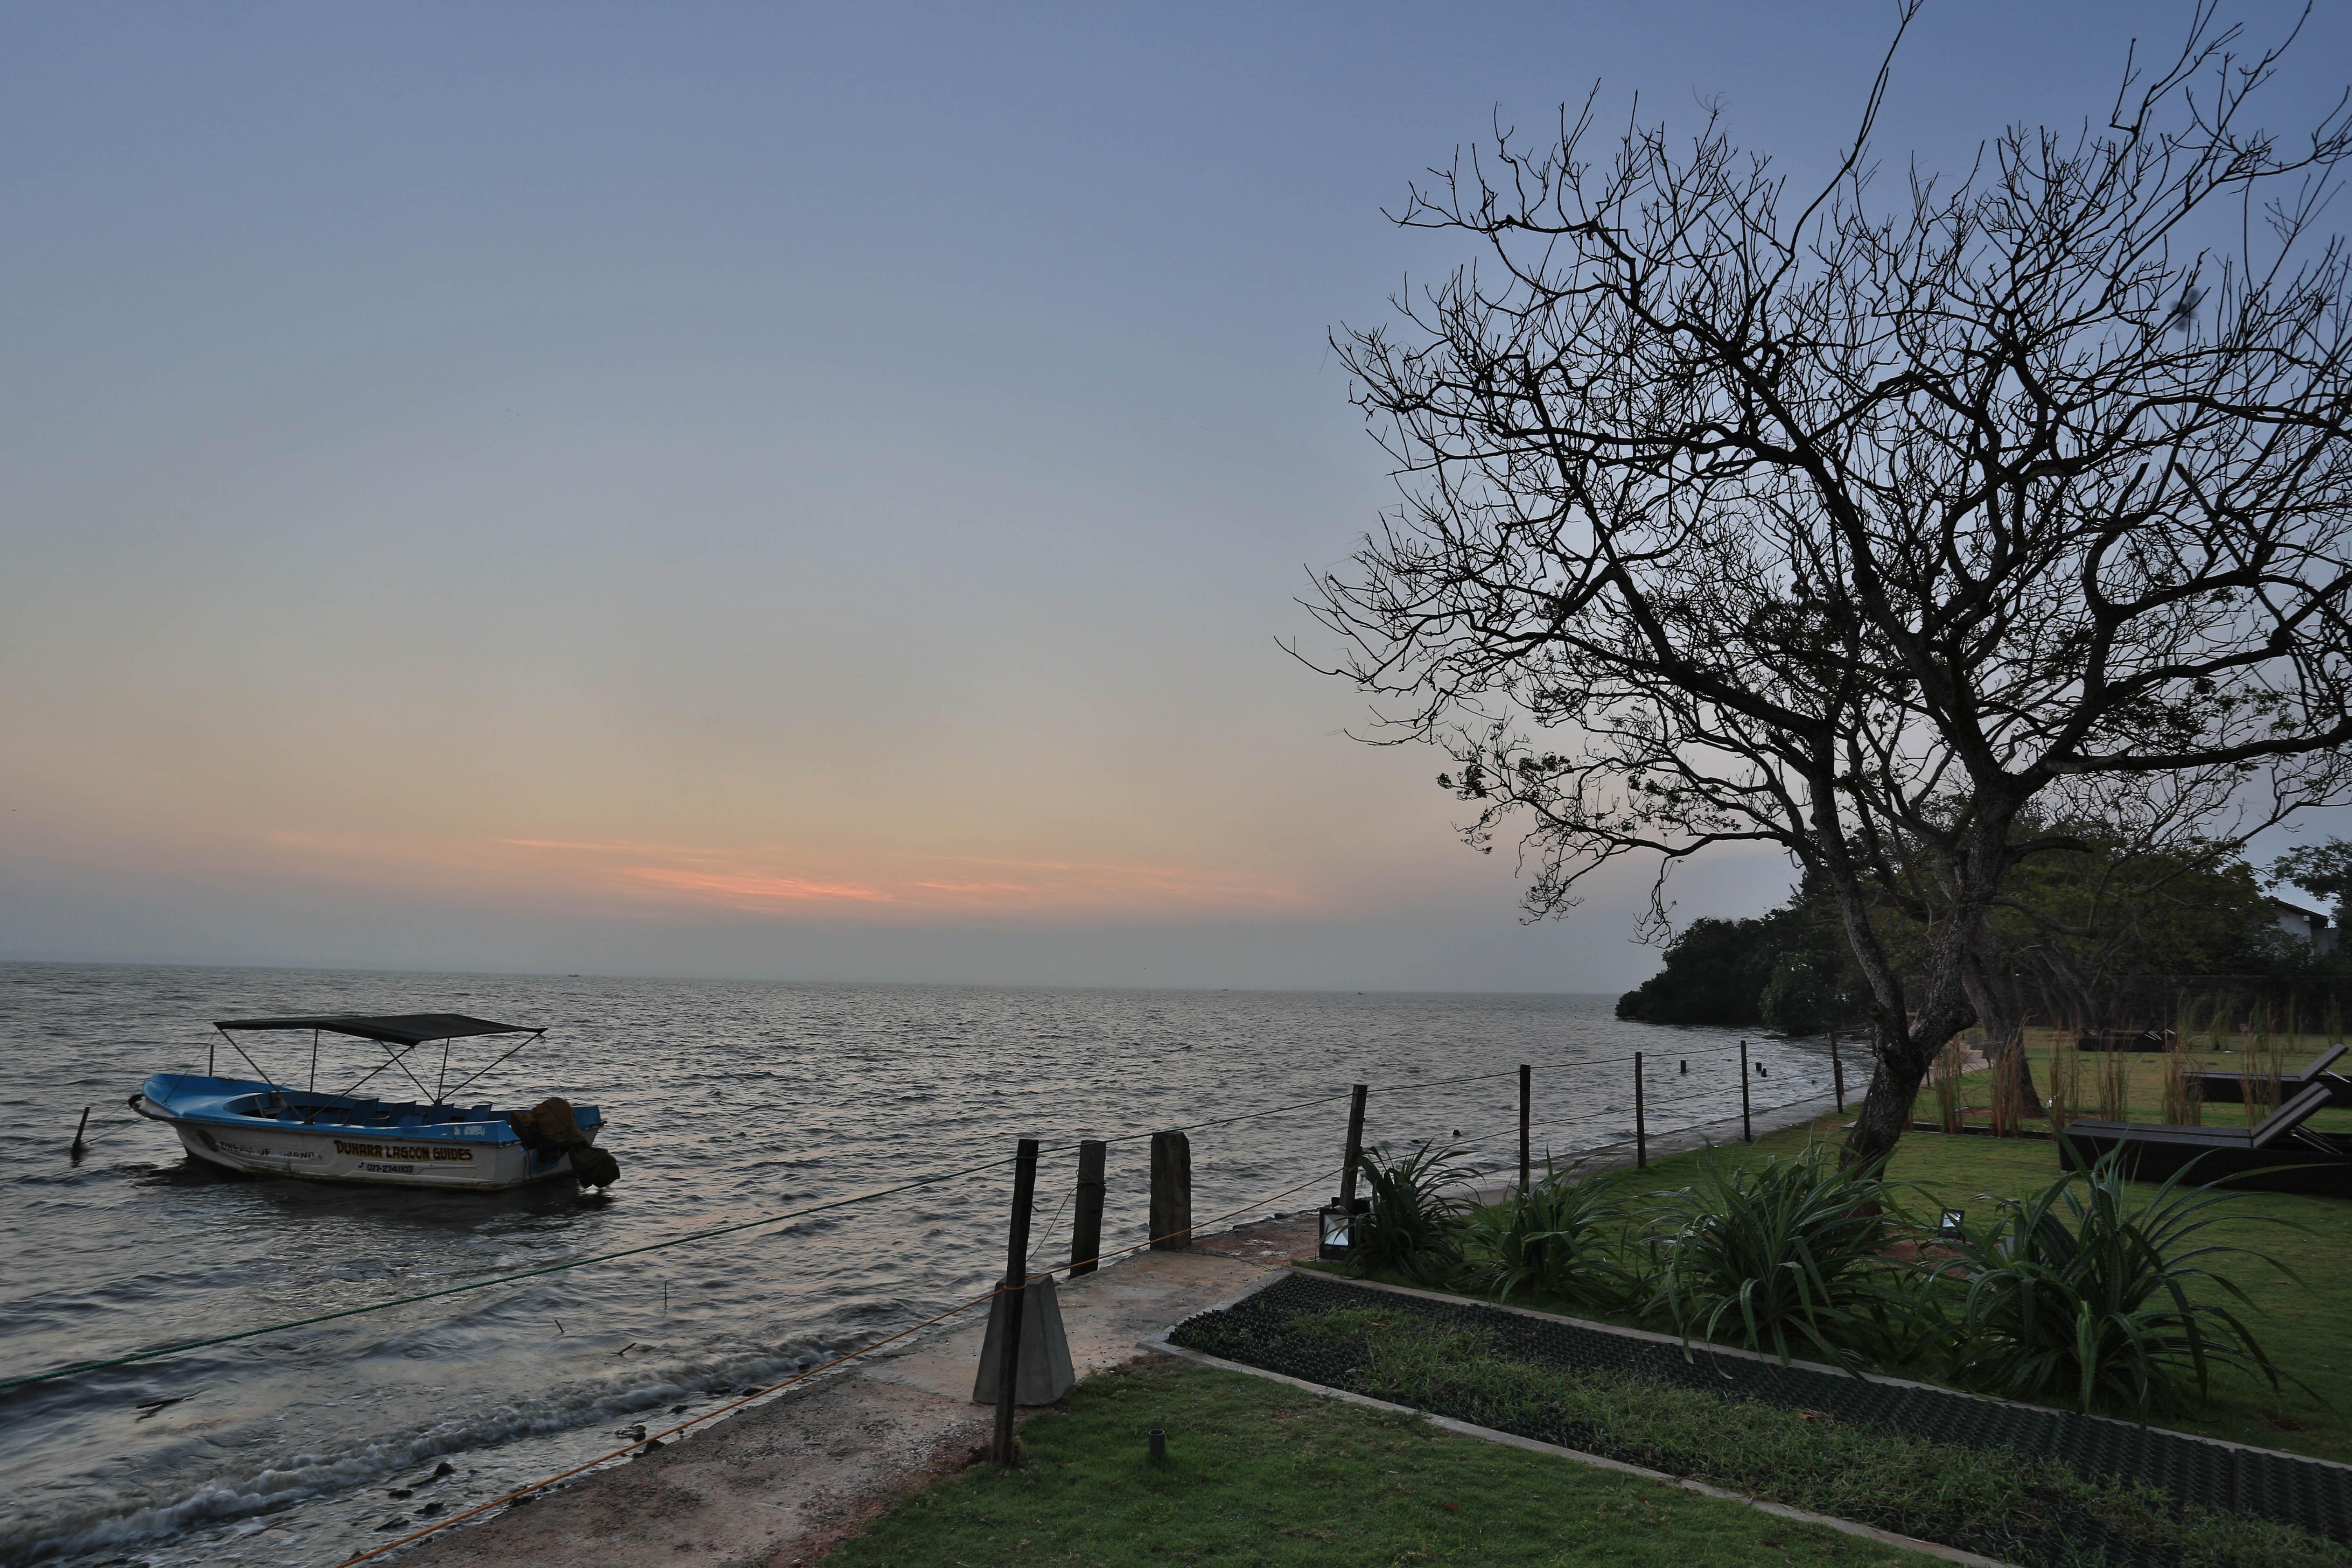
(0, 962, 1820, 1567)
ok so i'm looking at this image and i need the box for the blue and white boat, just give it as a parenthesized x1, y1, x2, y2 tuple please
(129, 1013, 618, 1191)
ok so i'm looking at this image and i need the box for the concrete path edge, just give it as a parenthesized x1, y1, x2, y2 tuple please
(1138, 1271, 2011, 1568)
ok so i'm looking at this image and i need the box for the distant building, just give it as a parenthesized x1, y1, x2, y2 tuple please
(2269, 895, 2339, 956)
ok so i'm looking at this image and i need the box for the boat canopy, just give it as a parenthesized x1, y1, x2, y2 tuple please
(211, 1013, 543, 1047)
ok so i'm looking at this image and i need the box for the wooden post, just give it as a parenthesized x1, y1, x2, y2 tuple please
(1517, 1065, 1531, 1196)
(71, 1105, 91, 1155)
(1831, 1034, 1846, 1114)
(1336, 1083, 1368, 1210)
(1068, 1140, 1107, 1277)
(1740, 1039, 1753, 1143)
(1634, 1054, 1646, 1169)
(993, 1137, 1039, 1466)
(1148, 1131, 1192, 1250)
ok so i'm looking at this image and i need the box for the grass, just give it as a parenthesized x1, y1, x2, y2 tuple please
(1174, 1303, 2350, 1568)
(1920, 1034, 2352, 1134)
(1869, 1123, 2352, 1459)
(831, 1108, 2352, 1565)
(824, 1356, 1930, 1567)
(1508, 1116, 2352, 1462)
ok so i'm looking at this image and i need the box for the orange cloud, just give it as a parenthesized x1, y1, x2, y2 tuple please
(624, 866, 894, 905)
(240, 831, 1310, 921)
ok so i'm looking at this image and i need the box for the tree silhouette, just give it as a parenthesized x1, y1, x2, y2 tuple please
(1309, 4, 2352, 1159)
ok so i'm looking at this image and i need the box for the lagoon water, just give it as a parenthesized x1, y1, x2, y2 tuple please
(0, 963, 1831, 1568)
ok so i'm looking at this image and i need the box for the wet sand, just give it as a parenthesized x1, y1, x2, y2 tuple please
(388, 1214, 1319, 1568)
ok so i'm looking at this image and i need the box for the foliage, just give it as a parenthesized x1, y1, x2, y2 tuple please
(1350, 1141, 1473, 1287)
(1619, 835, 2287, 1038)
(2161, 1036, 2206, 1127)
(1929, 1040, 1967, 1134)
(1310, 7, 2352, 1165)
(1186, 1307, 2352, 1568)
(2273, 839, 2352, 928)
(1935, 1150, 2303, 1417)
(1463, 1160, 1636, 1309)
(1989, 834, 2290, 1027)
(828, 1357, 1932, 1568)
(1645, 1145, 1920, 1365)
(1615, 915, 1788, 1026)
(2043, 1035, 2080, 1135)
(1616, 872, 1864, 1029)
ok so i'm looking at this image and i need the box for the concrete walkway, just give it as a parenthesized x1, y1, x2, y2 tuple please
(391, 1216, 1319, 1568)
(390, 1094, 1856, 1568)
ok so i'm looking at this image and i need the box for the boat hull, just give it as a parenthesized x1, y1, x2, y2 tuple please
(133, 1075, 604, 1192)
(164, 1118, 590, 1189)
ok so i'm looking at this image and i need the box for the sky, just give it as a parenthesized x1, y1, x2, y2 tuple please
(4, 1, 2348, 993)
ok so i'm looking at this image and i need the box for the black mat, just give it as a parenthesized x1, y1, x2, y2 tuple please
(1169, 1272, 2352, 1563)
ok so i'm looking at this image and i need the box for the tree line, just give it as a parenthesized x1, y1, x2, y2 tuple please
(1615, 835, 2347, 1033)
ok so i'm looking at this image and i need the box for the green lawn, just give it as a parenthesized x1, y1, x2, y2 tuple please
(826, 1356, 1929, 1567)
(1921, 1038, 2352, 1134)
(1626, 1114, 2352, 1462)
(827, 1114, 2352, 1566)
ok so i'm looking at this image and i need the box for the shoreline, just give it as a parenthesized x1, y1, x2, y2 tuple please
(382, 1213, 1323, 1568)
(379, 1089, 1848, 1568)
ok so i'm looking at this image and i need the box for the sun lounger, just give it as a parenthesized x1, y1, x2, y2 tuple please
(2185, 1041, 2352, 1107)
(2058, 1080, 2351, 1195)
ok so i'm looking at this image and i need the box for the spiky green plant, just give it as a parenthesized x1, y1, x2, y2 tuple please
(1350, 1141, 1473, 1287)
(1463, 1158, 1635, 1309)
(1644, 1145, 1922, 1366)
(1935, 1149, 2305, 1417)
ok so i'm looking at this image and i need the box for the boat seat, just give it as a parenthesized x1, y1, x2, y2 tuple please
(396, 1113, 423, 1130)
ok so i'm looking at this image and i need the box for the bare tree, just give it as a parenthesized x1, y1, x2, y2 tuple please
(1307, 3, 2352, 1161)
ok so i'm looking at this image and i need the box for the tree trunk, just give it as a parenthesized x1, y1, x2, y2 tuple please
(1844, 1027, 1927, 1166)
(1960, 937, 2040, 1126)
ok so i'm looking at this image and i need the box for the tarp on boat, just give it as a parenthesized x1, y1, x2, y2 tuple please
(211, 1013, 543, 1047)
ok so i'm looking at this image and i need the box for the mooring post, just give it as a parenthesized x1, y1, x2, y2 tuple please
(1517, 1065, 1532, 1196)
(993, 1136, 1040, 1466)
(1634, 1054, 1646, 1169)
(71, 1105, 91, 1156)
(1337, 1082, 1368, 1213)
(1740, 1039, 1753, 1143)
(1148, 1131, 1192, 1250)
(1831, 1034, 1846, 1114)
(1068, 1139, 1107, 1277)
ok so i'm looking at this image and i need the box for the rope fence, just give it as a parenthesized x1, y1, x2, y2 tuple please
(20, 1035, 1833, 1394)
(11, 1032, 1865, 1568)
(328, 1156, 1350, 1568)
(322, 1061, 1857, 1568)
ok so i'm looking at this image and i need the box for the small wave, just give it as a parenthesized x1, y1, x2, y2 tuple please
(0, 1336, 841, 1566)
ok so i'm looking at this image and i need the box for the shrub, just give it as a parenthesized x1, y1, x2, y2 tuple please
(1463, 1159, 1635, 1309)
(1350, 1141, 1473, 1287)
(1646, 1145, 1920, 1365)
(2043, 1034, 2080, 1135)
(1936, 1148, 2303, 1416)
(1929, 1040, 1968, 1132)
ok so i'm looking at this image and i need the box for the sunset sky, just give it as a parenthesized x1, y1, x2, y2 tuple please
(6, 1, 2347, 991)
